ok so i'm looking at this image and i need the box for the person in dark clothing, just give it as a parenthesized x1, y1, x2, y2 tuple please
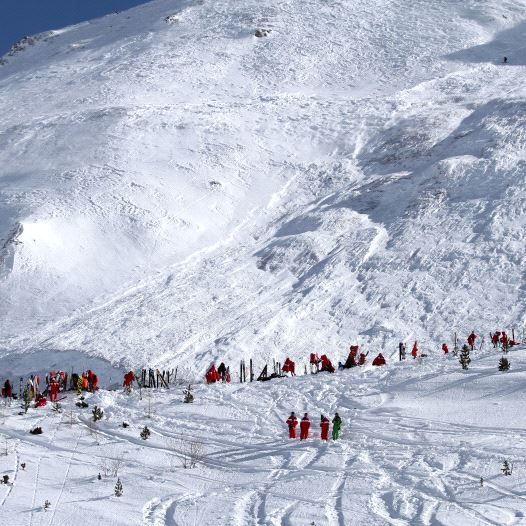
(217, 362, 227, 382)
(399, 342, 406, 361)
(3, 379, 12, 398)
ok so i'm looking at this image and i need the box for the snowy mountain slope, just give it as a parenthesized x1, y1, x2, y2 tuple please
(0, 0, 526, 373)
(1, 346, 525, 525)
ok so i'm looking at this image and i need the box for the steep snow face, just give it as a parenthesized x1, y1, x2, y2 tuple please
(0, 0, 525, 370)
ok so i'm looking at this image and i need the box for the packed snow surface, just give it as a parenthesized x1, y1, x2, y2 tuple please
(1, 0, 526, 523)
(1, 347, 526, 525)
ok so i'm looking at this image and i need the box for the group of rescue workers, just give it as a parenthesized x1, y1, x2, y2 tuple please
(201, 329, 519, 439)
(205, 362, 231, 384)
(200, 329, 519, 387)
(286, 412, 343, 441)
(2, 328, 520, 445)
(1, 369, 99, 407)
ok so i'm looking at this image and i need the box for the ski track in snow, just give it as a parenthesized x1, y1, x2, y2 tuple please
(0, 0, 526, 523)
(1, 346, 526, 524)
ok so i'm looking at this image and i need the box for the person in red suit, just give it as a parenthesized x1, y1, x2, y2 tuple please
(344, 346, 358, 368)
(372, 353, 386, 366)
(467, 331, 477, 350)
(491, 333, 499, 347)
(320, 415, 330, 441)
(34, 393, 47, 408)
(411, 342, 418, 359)
(286, 412, 298, 438)
(309, 353, 321, 373)
(205, 365, 220, 384)
(300, 413, 310, 440)
(2, 379, 12, 398)
(49, 380, 59, 402)
(320, 355, 335, 373)
(282, 358, 296, 375)
(123, 371, 135, 388)
(442, 343, 449, 354)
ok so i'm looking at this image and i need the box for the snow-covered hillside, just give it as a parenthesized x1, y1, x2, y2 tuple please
(1, 346, 526, 525)
(0, 0, 525, 373)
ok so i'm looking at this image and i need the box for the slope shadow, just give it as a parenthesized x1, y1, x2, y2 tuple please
(324, 96, 526, 227)
(446, 20, 526, 66)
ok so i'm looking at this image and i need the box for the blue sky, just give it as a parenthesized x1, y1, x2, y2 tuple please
(2, 0, 153, 55)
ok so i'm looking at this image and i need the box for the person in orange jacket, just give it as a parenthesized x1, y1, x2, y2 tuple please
(372, 353, 386, 366)
(411, 342, 418, 359)
(286, 412, 298, 439)
(320, 415, 330, 441)
(300, 413, 310, 440)
(442, 343, 449, 354)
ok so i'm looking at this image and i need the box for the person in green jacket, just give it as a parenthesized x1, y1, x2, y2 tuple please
(332, 413, 342, 440)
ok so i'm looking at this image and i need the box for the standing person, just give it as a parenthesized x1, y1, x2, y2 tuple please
(49, 380, 59, 402)
(467, 331, 477, 350)
(332, 413, 342, 440)
(282, 358, 296, 376)
(320, 415, 330, 441)
(491, 332, 499, 347)
(411, 342, 418, 359)
(399, 342, 406, 361)
(300, 413, 311, 440)
(310, 353, 321, 373)
(442, 343, 449, 354)
(217, 362, 227, 382)
(123, 371, 135, 391)
(3, 379, 12, 398)
(286, 412, 298, 439)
